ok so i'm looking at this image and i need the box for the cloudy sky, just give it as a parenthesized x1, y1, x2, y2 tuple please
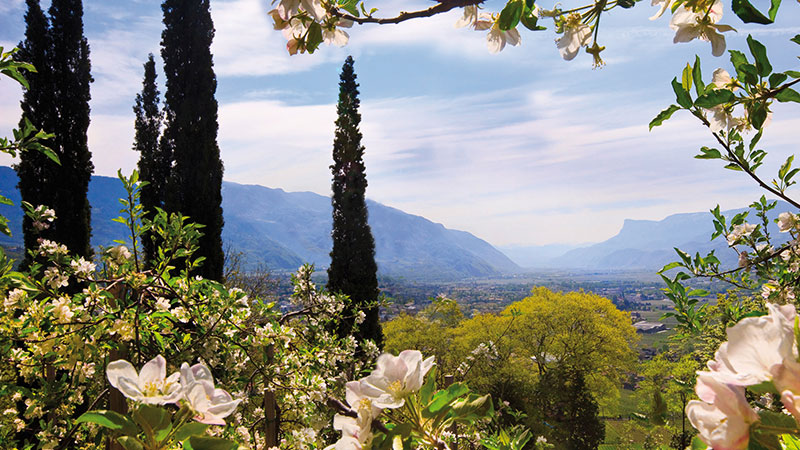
(0, 0, 799, 247)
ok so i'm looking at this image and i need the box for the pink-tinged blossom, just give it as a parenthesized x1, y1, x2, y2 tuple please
(686, 373, 758, 450)
(670, 0, 734, 57)
(180, 362, 241, 425)
(705, 303, 796, 387)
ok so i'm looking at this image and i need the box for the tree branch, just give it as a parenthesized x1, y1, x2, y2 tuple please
(329, 0, 484, 25)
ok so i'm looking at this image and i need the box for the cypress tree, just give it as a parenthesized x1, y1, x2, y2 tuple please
(15, 0, 56, 267)
(327, 56, 382, 347)
(16, 0, 93, 261)
(160, 0, 224, 281)
(132, 54, 166, 265)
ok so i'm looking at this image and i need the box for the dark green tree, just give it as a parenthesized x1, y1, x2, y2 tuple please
(327, 56, 382, 347)
(16, 0, 93, 262)
(15, 0, 57, 267)
(160, 0, 224, 281)
(533, 366, 605, 449)
(132, 54, 166, 265)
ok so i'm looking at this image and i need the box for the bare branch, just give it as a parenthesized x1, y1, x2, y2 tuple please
(329, 0, 483, 25)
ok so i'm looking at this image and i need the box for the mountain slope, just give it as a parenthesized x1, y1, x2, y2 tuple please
(549, 202, 796, 270)
(0, 166, 519, 280)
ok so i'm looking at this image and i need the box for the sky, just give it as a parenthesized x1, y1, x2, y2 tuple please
(0, 0, 799, 248)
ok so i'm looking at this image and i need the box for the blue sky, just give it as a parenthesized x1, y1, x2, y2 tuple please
(0, 0, 799, 247)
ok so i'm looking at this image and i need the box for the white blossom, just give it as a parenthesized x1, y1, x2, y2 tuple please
(670, 0, 734, 57)
(106, 355, 182, 405)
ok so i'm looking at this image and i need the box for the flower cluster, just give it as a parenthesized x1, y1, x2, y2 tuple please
(107, 355, 241, 425)
(454, 5, 521, 54)
(687, 303, 800, 448)
(331, 350, 434, 449)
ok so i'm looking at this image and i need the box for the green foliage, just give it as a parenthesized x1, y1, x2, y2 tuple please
(327, 56, 382, 348)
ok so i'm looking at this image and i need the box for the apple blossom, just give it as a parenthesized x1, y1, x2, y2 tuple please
(180, 361, 241, 425)
(686, 373, 758, 450)
(487, 24, 521, 54)
(778, 212, 799, 232)
(649, 0, 673, 20)
(705, 303, 796, 386)
(669, 0, 734, 57)
(359, 350, 435, 408)
(726, 223, 756, 246)
(556, 15, 592, 61)
(106, 355, 182, 405)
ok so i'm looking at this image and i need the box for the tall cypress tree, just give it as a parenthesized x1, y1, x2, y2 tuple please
(160, 0, 224, 281)
(327, 56, 382, 347)
(132, 54, 166, 265)
(16, 0, 56, 266)
(16, 0, 93, 261)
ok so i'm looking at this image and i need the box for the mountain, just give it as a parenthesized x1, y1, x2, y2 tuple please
(0, 166, 519, 280)
(548, 202, 797, 271)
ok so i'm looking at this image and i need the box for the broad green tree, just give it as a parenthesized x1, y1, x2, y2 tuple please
(132, 54, 166, 266)
(160, 0, 224, 280)
(327, 56, 382, 347)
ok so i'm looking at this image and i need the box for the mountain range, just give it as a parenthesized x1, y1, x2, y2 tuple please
(0, 166, 520, 280)
(502, 201, 797, 271)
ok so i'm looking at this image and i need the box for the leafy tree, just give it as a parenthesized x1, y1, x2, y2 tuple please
(16, 0, 93, 263)
(505, 287, 638, 407)
(132, 53, 166, 266)
(327, 56, 382, 347)
(533, 366, 605, 450)
(160, 0, 224, 281)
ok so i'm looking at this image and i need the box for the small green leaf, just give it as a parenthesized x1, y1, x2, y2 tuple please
(747, 35, 772, 76)
(694, 89, 735, 108)
(732, 0, 779, 24)
(116, 437, 144, 450)
(305, 22, 323, 53)
(174, 422, 209, 442)
(184, 436, 238, 450)
(649, 104, 681, 130)
(775, 88, 800, 103)
(682, 63, 693, 92)
(768, 72, 787, 87)
(695, 146, 722, 159)
(498, 0, 524, 31)
(692, 55, 705, 96)
(749, 102, 769, 129)
(691, 436, 709, 449)
(76, 411, 139, 436)
(672, 78, 693, 108)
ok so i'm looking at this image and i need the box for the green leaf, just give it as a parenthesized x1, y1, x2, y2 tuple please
(692, 56, 705, 96)
(695, 146, 722, 159)
(305, 22, 323, 53)
(184, 436, 238, 450)
(498, 0, 524, 31)
(682, 63, 693, 92)
(174, 422, 209, 442)
(691, 436, 709, 449)
(758, 409, 797, 429)
(659, 262, 683, 273)
(419, 367, 436, 405)
(775, 88, 800, 103)
(749, 102, 769, 129)
(649, 104, 681, 130)
(783, 435, 800, 450)
(75, 411, 139, 436)
(747, 35, 772, 76)
(768, 72, 787, 87)
(425, 383, 470, 414)
(116, 437, 144, 450)
(694, 89, 735, 108)
(520, 10, 545, 30)
(732, 0, 779, 24)
(133, 404, 171, 434)
(672, 78, 693, 108)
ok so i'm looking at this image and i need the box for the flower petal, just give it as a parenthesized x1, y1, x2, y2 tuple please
(107, 360, 138, 391)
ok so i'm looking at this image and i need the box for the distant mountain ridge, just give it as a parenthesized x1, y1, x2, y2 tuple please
(503, 202, 797, 271)
(0, 166, 519, 280)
